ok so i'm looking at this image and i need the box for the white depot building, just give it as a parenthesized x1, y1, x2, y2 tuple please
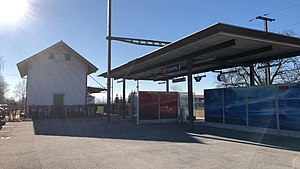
(17, 41, 98, 109)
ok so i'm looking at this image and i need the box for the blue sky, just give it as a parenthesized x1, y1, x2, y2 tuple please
(1, 0, 300, 101)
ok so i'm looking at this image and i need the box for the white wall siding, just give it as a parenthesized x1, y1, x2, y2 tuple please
(27, 46, 87, 106)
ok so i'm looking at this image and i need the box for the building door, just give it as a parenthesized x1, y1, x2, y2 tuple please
(53, 94, 64, 106)
(53, 94, 64, 117)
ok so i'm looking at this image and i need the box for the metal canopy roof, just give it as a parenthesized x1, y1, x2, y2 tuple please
(87, 86, 107, 94)
(100, 23, 300, 81)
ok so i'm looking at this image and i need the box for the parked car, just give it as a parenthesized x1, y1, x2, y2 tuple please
(0, 107, 6, 126)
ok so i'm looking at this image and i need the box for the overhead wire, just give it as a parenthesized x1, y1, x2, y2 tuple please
(88, 75, 105, 88)
(265, 4, 300, 31)
(241, 3, 300, 26)
(274, 22, 300, 31)
(263, 3, 300, 16)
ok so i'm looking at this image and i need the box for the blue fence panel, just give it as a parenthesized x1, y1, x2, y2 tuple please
(247, 86, 277, 129)
(278, 84, 300, 132)
(204, 89, 223, 123)
(224, 88, 247, 125)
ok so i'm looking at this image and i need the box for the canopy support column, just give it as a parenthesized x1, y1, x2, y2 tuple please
(136, 80, 140, 125)
(122, 78, 126, 119)
(106, 0, 112, 122)
(187, 57, 194, 130)
(166, 80, 169, 92)
(250, 65, 255, 86)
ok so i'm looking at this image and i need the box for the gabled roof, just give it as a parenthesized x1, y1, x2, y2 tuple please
(99, 23, 300, 81)
(17, 40, 98, 78)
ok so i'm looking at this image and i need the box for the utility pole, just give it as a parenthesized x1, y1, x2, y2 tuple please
(106, 0, 112, 122)
(111, 78, 114, 114)
(256, 15, 275, 85)
(122, 78, 126, 119)
(105, 0, 169, 122)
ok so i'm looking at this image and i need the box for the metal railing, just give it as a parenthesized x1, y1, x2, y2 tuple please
(28, 105, 96, 119)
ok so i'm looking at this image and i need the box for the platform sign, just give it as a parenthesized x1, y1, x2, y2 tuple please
(160, 64, 180, 74)
(172, 77, 186, 83)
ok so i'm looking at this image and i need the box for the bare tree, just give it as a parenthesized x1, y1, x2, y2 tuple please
(0, 57, 7, 103)
(127, 91, 136, 103)
(170, 85, 183, 92)
(0, 74, 8, 103)
(13, 80, 26, 108)
(217, 30, 300, 87)
(114, 94, 120, 104)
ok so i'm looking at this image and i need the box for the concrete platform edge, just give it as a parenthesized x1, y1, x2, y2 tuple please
(203, 121, 300, 138)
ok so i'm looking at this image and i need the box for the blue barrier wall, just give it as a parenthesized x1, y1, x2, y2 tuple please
(247, 86, 277, 129)
(204, 83, 300, 132)
(278, 84, 300, 132)
(223, 88, 247, 126)
(204, 89, 223, 123)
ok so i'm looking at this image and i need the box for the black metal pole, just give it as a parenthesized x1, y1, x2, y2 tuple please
(264, 20, 268, 33)
(187, 57, 194, 130)
(122, 78, 126, 119)
(112, 78, 114, 114)
(106, 0, 112, 122)
(264, 20, 271, 85)
(250, 65, 255, 86)
(166, 80, 169, 92)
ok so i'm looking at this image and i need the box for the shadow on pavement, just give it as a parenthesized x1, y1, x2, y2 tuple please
(33, 117, 300, 151)
(33, 117, 203, 144)
(191, 122, 300, 152)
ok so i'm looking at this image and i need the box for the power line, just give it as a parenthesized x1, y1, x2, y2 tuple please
(2, 74, 20, 77)
(263, 3, 300, 16)
(249, 21, 263, 26)
(274, 22, 300, 31)
(242, 3, 300, 25)
(88, 75, 105, 88)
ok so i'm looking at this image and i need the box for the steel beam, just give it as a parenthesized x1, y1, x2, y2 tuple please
(192, 46, 273, 68)
(248, 50, 300, 64)
(152, 46, 273, 81)
(113, 45, 273, 81)
(128, 39, 236, 76)
(110, 36, 171, 47)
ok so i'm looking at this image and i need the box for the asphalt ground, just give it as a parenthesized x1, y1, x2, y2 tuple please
(0, 117, 300, 169)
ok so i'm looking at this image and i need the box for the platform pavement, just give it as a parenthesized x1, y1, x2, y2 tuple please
(0, 117, 299, 169)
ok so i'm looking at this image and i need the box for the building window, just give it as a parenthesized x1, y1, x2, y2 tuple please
(49, 53, 71, 61)
(66, 54, 71, 61)
(49, 53, 54, 60)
